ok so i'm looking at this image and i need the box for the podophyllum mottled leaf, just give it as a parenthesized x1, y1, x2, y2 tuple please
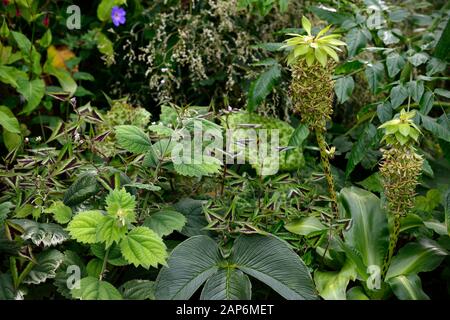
(9, 219, 69, 247)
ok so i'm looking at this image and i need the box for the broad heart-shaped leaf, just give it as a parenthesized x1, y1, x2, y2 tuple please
(247, 64, 281, 112)
(334, 76, 355, 104)
(386, 238, 448, 280)
(231, 234, 318, 300)
(174, 198, 210, 237)
(200, 268, 252, 300)
(314, 260, 357, 300)
(0, 106, 20, 133)
(54, 250, 88, 298)
(0, 273, 16, 300)
(119, 227, 167, 269)
(9, 219, 69, 247)
(96, 215, 127, 247)
(119, 280, 155, 300)
(143, 210, 187, 237)
(72, 276, 122, 300)
(387, 274, 430, 300)
(340, 187, 389, 270)
(115, 125, 152, 154)
(285, 216, 327, 237)
(23, 249, 64, 285)
(16, 78, 45, 115)
(155, 235, 221, 300)
(63, 172, 100, 207)
(66, 211, 104, 244)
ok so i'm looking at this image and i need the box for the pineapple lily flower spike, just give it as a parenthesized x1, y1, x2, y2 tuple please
(283, 16, 347, 220)
(282, 16, 346, 67)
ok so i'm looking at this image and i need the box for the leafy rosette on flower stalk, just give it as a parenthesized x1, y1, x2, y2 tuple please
(282, 16, 346, 218)
(378, 109, 424, 278)
(282, 16, 346, 67)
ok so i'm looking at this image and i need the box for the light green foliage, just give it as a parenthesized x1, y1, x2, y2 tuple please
(44, 201, 72, 224)
(105, 188, 137, 226)
(71, 277, 122, 300)
(282, 16, 346, 67)
(223, 111, 305, 174)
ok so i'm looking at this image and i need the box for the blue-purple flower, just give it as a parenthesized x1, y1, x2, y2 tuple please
(111, 6, 126, 27)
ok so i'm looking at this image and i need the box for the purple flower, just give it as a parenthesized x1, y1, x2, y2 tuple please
(111, 6, 126, 27)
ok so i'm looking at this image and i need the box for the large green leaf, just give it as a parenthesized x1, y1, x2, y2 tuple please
(72, 276, 122, 300)
(345, 124, 377, 178)
(155, 235, 221, 300)
(16, 78, 45, 115)
(44, 63, 77, 96)
(314, 260, 357, 300)
(231, 234, 318, 300)
(386, 52, 406, 78)
(0, 273, 16, 300)
(44, 201, 72, 224)
(0, 65, 21, 88)
(420, 113, 450, 142)
(66, 211, 104, 244)
(200, 268, 252, 300)
(247, 64, 281, 112)
(340, 187, 389, 269)
(173, 156, 222, 178)
(119, 226, 167, 268)
(335, 76, 355, 104)
(24, 249, 64, 285)
(9, 219, 69, 247)
(365, 62, 384, 94)
(143, 210, 187, 237)
(115, 125, 152, 154)
(119, 280, 155, 300)
(386, 238, 448, 279)
(346, 28, 369, 57)
(387, 274, 430, 300)
(54, 250, 88, 298)
(63, 172, 100, 207)
(173, 198, 210, 237)
(285, 216, 327, 237)
(96, 215, 127, 247)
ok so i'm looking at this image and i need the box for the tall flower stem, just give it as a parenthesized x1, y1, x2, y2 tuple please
(315, 129, 339, 218)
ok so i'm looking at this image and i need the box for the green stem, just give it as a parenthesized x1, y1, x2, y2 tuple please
(99, 246, 111, 281)
(9, 257, 19, 289)
(381, 214, 401, 279)
(17, 261, 36, 286)
(315, 129, 339, 219)
(114, 172, 121, 189)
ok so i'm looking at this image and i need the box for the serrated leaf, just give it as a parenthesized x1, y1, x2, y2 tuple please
(247, 64, 281, 112)
(45, 201, 72, 224)
(119, 280, 155, 300)
(335, 76, 355, 103)
(105, 188, 136, 225)
(119, 227, 167, 269)
(200, 268, 252, 300)
(9, 219, 69, 247)
(115, 125, 152, 154)
(143, 210, 186, 237)
(155, 236, 221, 300)
(173, 156, 222, 178)
(24, 249, 64, 285)
(96, 215, 127, 247)
(66, 211, 104, 244)
(231, 234, 317, 300)
(72, 276, 122, 300)
(63, 172, 100, 207)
